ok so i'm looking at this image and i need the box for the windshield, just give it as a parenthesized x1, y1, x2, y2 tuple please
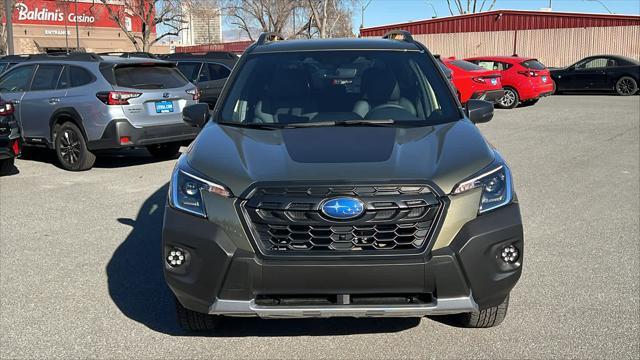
(521, 59, 546, 70)
(220, 51, 459, 127)
(114, 65, 189, 89)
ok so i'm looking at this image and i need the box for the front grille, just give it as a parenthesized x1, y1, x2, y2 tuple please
(240, 184, 443, 256)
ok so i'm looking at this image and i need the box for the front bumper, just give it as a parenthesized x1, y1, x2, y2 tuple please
(88, 119, 199, 151)
(163, 203, 523, 318)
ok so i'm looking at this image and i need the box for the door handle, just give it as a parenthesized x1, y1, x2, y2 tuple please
(48, 97, 60, 104)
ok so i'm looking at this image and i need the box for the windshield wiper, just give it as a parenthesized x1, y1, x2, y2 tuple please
(284, 119, 396, 128)
(217, 122, 285, 130)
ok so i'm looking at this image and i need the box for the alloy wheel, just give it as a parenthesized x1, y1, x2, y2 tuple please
(617, 78, 636, 95)
(59, 129, 81, 165)
(499, 90, 516, 107)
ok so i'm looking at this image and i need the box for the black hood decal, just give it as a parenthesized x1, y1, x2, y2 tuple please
(282, 127, 396, 163)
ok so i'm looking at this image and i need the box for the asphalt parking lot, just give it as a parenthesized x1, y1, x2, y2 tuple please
(1, 95, 638, 359)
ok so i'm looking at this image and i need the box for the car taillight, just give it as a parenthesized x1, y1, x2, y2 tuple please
(11, 138, 20, 155)
(186, 88, 200, 101)
(96, 91, 142, 105)
(518, 70, 538, 77)
(0, 102, 14, 116)
(472, 77, 488, 84)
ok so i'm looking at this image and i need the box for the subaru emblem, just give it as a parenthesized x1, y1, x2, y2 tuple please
(320, 197, 365, 220)
(163, 92, 170, 99)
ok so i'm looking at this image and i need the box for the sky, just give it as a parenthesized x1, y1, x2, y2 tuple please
(218, 0, 640, 41)
(358, 0, 640, 29)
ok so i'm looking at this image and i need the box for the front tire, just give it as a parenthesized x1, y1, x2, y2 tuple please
(616, 76, 638, 96)
(146, 142, 181, 159)
(496, 88, 519, 109)
(175, 298, 222, 332)
(448, 295, 510, 328)
(54, 122, 96, 171)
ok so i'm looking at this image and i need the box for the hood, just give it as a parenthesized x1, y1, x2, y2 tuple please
(186, 120, 495, 197)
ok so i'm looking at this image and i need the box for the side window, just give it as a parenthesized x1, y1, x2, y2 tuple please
(606, 58, 617, 67)
(477, 61, 495, 71)
(207, 63, 231, 81)
(69, 66, 94, 87)
(500, 62, 512, 70)
(57, 66, 70, 89)
(176, 62, 203, 83)
(577, 58, 607, 69)
(0, 65, 36, 92)
(198, 63, 210, 82)
(30, 65, 64, 91)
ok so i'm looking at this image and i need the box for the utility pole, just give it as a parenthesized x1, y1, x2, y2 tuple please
(64, 1, 69, 53)
(4, 0, 14, 55)
(359, 0, 374, 31)
(74, 0, 80, 49)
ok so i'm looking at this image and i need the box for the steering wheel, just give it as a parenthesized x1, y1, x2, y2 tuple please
(365, 103, 417, 121)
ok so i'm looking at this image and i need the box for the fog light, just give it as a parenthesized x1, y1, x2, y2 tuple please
(166, 248, 186, 267)
(500, 245, 519, 264)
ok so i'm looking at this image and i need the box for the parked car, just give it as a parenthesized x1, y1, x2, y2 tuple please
(0, 52, 199, 171)
(466, 56, 554, 109)
(0, 55, 30, 74)
(165, 52, 238, 109)
(164, 31, 523, 332)
(443, 57, 504, 105)
(550, 55, 640, 96)
(0, 98, 21, 175)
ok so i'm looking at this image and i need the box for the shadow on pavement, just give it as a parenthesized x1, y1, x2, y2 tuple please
(106, 184, 421, 337)
(19, 147, 178, 169)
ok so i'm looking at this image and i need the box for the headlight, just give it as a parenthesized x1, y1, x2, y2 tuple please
(169, 167, 232, 218)
(452, 164, 513, 214)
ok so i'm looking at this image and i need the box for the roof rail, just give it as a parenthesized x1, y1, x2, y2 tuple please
(29, 52, 102, 62)
(166, 51, 236, 60)
(0, 54, 31, 60)
(256, 32, 285, 46)
(98, 51, 156, 59)
(382, 30, 414, 42)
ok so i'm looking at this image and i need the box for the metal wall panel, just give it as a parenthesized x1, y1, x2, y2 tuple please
(361, 10, 640, 37)
(412, 26, 640, 67)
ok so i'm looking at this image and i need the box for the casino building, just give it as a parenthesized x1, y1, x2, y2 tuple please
(7, 0, 167, 54)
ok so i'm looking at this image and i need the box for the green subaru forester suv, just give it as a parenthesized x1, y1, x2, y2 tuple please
(162, 31, 523, 332)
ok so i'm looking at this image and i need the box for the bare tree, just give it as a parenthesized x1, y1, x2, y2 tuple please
(222, 0, 353, 41)
(222, 0, 303, 41)
(446, 0, 496, 15)
(95, 0, 187, 52)
(306, 0, 353, 38)
(0, 0, 15, 55)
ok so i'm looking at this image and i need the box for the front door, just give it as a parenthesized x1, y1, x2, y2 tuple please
(19, 64, 67, 142)
(568, 58, 608, 90)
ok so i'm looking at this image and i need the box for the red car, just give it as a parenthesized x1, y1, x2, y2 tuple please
(465, 56, 555, 109)
(442, 57, 504, 105)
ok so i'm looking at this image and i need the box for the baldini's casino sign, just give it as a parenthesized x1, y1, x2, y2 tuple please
(11, 0, 146, 32)
(16, 2, 96, 23)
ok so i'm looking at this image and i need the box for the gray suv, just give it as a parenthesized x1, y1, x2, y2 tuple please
(0, 53, 199, 171)
(164, 32, 522, 332)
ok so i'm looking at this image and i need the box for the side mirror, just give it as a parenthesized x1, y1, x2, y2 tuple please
(465, 99, 494, 124)
(183, 103, 210, 128)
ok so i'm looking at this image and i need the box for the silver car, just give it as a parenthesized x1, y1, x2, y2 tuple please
(0, 53, 199, 171)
